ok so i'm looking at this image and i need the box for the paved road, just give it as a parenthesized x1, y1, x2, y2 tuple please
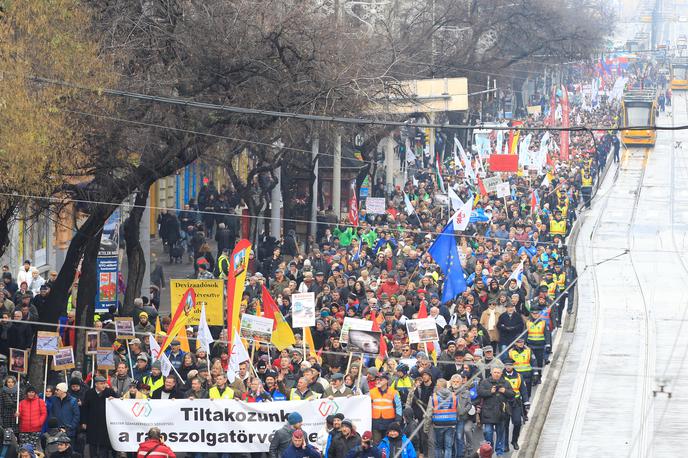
(536, 95, 688, 457)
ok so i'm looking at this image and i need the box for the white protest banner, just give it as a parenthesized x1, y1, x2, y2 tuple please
(240, 314, 274, 342)
(291, 292, 316, 328)
(406, 317, 439, 344)
(340, 317, 373, 343)
(107, 396, 372, 453)
(365, 197, 386, 215)
(481, 176, 502, 194)
(496, 182, 511, 199)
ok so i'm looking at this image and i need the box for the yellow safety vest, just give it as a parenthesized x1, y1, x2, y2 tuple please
(527, 320, 546, 342)
(143, 375, 164, 395)
(217, 254, 230, 279)
(553, 273, 566, 291)
(540, 280, 556, 299)
(504, 372, 522, 398)
(581, 171, 593, 187)
(509, 347, 532, 373)
(550, 219, 566, 236)
(557, 204, 569, 218)
(209, 385, 235, 399)
(289, 389, 321, 401)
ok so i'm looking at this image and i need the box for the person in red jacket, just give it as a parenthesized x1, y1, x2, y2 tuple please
(137, 427, 176, 458)
(17, 385, 47, 449)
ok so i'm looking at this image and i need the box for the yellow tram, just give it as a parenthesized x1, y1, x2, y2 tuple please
(620, 90, 657, 146)
(671, 58, 688, 90)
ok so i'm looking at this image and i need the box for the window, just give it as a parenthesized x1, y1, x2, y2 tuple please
(626, 106, 650, 127)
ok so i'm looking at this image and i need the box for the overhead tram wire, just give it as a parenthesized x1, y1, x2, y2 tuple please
(28, 75, 688, 133)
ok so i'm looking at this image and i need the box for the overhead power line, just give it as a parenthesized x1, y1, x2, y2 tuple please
(31, 75, 688, 133)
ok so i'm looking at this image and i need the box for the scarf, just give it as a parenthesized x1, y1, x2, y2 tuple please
(487, 309, 497, 330)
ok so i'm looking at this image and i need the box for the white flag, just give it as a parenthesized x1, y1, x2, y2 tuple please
(227, 330, 250, 383)
(148, 334, 173, 377)
(508, 261, 525, 287)
(448, 186, 463, 211)
(404, 193, 415, 216)
(450, 197, 473, 231)
(456, 138, 476, 183)
(406, 148, 417, 163)
(197, 304, 214, 353)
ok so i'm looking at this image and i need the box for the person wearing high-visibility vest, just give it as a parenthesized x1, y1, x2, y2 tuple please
(549, 210, 567, 239)
(209, 373, 235, 399)
(428, 379, 459, 458)
(526, 308, 551, 385)
(553, 264, 567, 328)
(508, 337, 536, 401)
(369, 372, 401, 443)
(502, 359, 525, 452)
(289, 377, 322, 401)
(216, 247, 230, 279)
(580, 168, 594, 209)
(142, 361, 165, 397)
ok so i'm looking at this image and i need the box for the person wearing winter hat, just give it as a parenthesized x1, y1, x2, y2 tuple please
(18, 386, 47, 450)
(377, 422, 416, 458)
(329, 419, 361, 458)
(18, 443, 37, 458)
(370, 372, 401, 443)
(50, 382, 80, 440)
(269, 412, 306, 458)
(346, 431, 382, 458)
(281, 429, 320, 458)
(142, 360, 165, 397)
(53, 432, 80, 457)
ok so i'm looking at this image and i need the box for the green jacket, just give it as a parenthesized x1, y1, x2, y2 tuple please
(334, 227, 356, 247)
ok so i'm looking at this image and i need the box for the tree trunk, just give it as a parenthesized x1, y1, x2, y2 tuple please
(42, 207, 114, 327)
(122, 187, 150, 315)
(74, 235, 101, 371)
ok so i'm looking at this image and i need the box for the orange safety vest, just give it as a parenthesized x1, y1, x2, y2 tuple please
(550, 219, 566, 236)
(527, 320, 545, 342)
(370, 387, 397, 420)
(509, 347, 532, 373)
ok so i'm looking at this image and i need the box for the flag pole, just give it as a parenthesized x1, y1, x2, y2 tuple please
(345, 352, 354, 375)
(356, 353, 364, 392)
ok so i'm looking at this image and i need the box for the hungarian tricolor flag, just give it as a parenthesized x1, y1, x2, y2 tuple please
(435, 151, 446, 193)
(261, 285, 296, 351)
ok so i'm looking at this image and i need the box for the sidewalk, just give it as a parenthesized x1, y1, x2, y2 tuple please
(149, 235, 218, 315)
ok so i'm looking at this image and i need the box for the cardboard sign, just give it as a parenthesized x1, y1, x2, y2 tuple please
(496, 182, 511, 199)
(346, 329, 381, 354)
(365, 197, 386, 215)
(96, 348, 116, 370)
(115, 317, 135, 340)
(240, 315, 274, 342)
(291, 292, 316, 328)
(406, 317, 439, 344)
(488, 155, 519, 172)
(170, 279, 224, 326)
(53, 347, 76, 371)
(340, 317, 373, 343)
(9, 348, 28, 374)
(86, 332, 100, 355)
(36, 331, 60, 356)
(481, 176, 502, 194)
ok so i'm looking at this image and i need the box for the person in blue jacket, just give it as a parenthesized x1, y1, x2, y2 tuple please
(49, 383, 80, 440)
(281, 429, 321, 458)
(377, 422, 416, 458)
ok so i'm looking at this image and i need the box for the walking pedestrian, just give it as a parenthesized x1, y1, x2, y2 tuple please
(136, 427, 176, 458)
(81, 375, 118, 457)
(17, 386, 47, 449)
(478, 367, 514, 456)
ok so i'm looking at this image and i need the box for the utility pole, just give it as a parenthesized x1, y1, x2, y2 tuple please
(333, 133, 342, 220)
(310, 135, 319, 240)
(270, 140, 283, 238)
(141, 192, 150, 295)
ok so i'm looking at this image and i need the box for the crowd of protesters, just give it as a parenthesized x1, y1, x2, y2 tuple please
(0, 61, 640, 458)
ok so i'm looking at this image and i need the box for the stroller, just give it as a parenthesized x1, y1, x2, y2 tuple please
(170, 240, 184, 263)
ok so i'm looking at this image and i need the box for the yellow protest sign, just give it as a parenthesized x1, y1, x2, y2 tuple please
(170, 279, 224, 326)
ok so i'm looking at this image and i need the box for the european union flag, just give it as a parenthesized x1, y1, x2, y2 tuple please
(428, 219, 467, 303)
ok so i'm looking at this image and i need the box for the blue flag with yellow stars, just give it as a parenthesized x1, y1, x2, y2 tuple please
(428, 217, 468, 303)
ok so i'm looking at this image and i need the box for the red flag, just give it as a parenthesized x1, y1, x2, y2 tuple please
(348, 179, 359, 226)
(370, 310, 387, 369)
(477, 177, 488, 195)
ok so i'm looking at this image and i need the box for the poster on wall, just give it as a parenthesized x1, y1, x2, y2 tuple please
(95, 208, 120, 313)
